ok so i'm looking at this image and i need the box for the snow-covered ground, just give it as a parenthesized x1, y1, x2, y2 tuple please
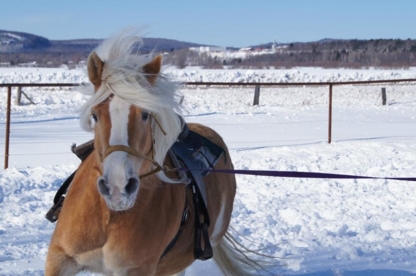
(0, 66, 415, 275)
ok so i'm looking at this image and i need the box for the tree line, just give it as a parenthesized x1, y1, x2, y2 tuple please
(2, 38, 416, 69)
(167, 39, 416, 69)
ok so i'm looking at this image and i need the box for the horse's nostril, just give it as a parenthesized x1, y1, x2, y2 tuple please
(125, 177, 139, 195)
(97, 177, 110, 196)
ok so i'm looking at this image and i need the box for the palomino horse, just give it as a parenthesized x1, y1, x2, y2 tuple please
(46, 30, 270, 276)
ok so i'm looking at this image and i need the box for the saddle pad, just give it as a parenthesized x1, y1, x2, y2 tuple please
(172, 129, 225, 177)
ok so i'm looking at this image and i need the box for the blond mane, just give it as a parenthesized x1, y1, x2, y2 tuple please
(78, 28, 183, 182)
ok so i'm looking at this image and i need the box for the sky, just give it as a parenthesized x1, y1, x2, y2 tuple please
(1, 0, 416, 47)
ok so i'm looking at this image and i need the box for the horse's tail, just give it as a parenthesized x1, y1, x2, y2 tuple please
(213, 230, 281, 276)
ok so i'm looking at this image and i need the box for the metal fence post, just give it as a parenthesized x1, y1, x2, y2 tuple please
(328, 84, 333, 144)
(5, 86, 12, 169)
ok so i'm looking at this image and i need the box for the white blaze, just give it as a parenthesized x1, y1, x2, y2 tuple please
(109, 97, 131, 146)
(102, 96, 135, 201)
(100, 96, 142, 211)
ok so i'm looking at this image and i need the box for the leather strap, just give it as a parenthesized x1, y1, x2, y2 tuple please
(103, 145, 159, 166)
(103, 145, 166, 179)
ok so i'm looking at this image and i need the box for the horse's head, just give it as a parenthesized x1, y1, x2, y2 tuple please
(80, 33, 182, 211)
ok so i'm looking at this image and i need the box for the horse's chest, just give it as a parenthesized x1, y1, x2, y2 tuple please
(74, 238, 135, 273)
(74, 246, 106, 272)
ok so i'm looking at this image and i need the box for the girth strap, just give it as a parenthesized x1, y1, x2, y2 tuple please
(191, 182, 213, 260)
(160, 201, 189, 259)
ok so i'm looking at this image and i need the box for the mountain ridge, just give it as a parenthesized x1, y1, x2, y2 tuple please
(2, 30, 416, 68)
(0, 30, 205, 54)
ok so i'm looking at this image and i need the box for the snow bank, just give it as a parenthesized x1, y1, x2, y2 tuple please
(0, 67, 415, 275)
(1, 66, 416, 85)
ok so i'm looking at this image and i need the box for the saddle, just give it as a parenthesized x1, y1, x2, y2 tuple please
(46, 122, 224, 261)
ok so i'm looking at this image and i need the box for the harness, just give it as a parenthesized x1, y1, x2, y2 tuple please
(46, 121, 224, 261)
(168, 124, 225, 260)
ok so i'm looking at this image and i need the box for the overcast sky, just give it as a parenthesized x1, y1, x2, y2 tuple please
(1, 0, 415, 47)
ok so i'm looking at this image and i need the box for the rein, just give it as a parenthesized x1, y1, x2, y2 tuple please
(99, 109, 416, 183)
(177, 168, 416, 182)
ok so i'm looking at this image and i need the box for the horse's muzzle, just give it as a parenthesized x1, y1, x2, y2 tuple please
(97, 176, 139, 211)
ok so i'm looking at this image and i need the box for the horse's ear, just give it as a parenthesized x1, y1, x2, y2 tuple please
(87, 51, 104, 89)
(143, 55, 162, 85)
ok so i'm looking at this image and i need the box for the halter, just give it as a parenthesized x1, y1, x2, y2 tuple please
(100, 114, 173, 179)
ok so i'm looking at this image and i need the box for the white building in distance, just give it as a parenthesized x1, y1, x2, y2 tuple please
(189, 46, 227, 53)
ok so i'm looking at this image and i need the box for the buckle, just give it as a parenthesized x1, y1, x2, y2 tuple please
(45, 196, 65, 222)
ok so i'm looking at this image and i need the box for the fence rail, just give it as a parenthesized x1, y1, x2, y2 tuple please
(2, 78, 416, 88)
(2, 78, 416, 169)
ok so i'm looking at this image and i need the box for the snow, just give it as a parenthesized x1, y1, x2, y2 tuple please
(165, 66, 416, 83)
(0, 66, 415, 275)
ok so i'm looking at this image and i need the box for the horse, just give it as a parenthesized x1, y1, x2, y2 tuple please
(45, 30, 273, 276)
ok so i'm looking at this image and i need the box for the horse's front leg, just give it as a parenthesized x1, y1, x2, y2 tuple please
(115, 265, 157, 276)
(102, 252, 158, 276)
(45, 244, 80, 276)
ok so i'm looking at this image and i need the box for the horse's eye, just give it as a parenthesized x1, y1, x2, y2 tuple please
(90, 114, 97, 127)
(142, 112, 149, 121)
(92, 114, 98, 122)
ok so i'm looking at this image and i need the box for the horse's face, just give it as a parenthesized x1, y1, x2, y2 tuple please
(87, 52, 162, 211)
(92, 98, 153, 210)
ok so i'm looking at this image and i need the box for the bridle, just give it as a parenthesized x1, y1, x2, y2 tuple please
(100, 113, 173, 179)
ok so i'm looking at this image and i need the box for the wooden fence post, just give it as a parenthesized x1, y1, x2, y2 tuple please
(381, 87, 387, 105)
(15, 87, 22, 105)
(16, 87, 35, 105)
(253, 85, 260, 106)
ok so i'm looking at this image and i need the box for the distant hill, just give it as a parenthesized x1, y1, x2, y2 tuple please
(0, 30, 204, 53)
(0, 30, 207, 67)
(0, 30, 51, 52)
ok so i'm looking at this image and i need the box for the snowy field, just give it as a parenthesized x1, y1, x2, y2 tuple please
(0, 66, 415, 275)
